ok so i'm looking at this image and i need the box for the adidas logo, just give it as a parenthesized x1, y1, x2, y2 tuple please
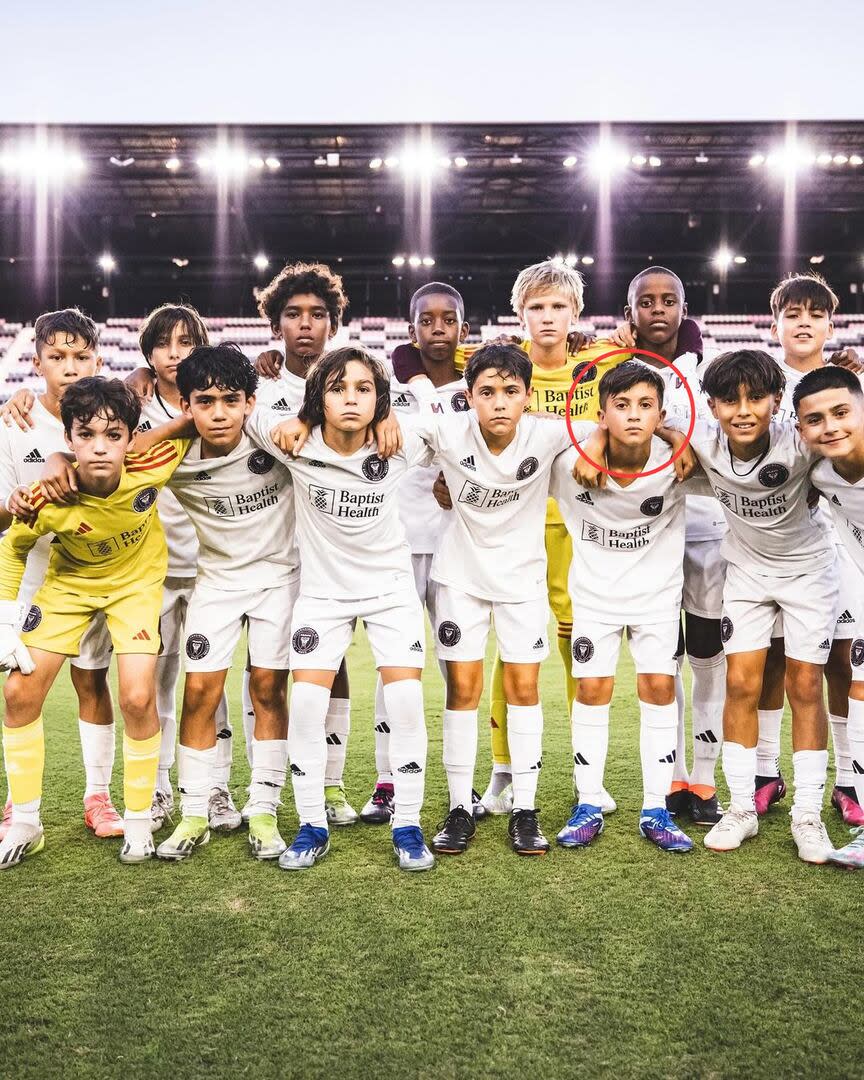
(838, 609, 855, 625)
(397, 761, 422, 774)
(137, 420, 152, 432)
(194, 470, 212, 481)
(374, 721, 390, 735)
(819, 638, 831, 650)
(409, 640, 423, 652)
(575, 491, 593, 504)
(460, 455, 476, 470)
(695, 730, 718, 744)
(392, 393, 410, 407)
(832, 494, 842, 506)
(132, 629, 151, 641)
(23, 449, 44, 463)
(325, 734, 342, 746)
(290, 763, 306, 776)
(573, 752, 590, 766)
(75, 521, 93, 535)
(532, 638, 544, 649)
(216, 729, 232, 740)
(530, 759, 543, 771)
(659, 751, 676, 764)
(271, 397, 291, 411)
(853, 760, 864, 776)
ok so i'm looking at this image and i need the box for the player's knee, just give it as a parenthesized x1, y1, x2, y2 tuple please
(70, 666, 110, 705)
(446, 674, 482, 710)
(725, 663, 762, 703)
(249, 669, 288, 712)
(503, 675, 539, 707)
(578, 678, 613, 706)
(3, 672, 36, 714)
(785, 659, 824, 703)
(637, 674, 675, 705)
(119, 683, 156, 722)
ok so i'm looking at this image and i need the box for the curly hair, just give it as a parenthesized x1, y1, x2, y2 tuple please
(176, 343, 258, 401)
(255, 261, 347, 332)
(60, 377, 140, 436)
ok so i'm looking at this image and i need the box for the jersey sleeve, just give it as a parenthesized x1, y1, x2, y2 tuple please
(0, 512, 49, 601)
(400, 425, 436, 468)
(549, 446, 578, 504)
(124, 439, 190, 486)
(0, 423, 18, 508)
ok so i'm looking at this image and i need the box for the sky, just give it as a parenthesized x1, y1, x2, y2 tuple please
(2, 0, 862, 124)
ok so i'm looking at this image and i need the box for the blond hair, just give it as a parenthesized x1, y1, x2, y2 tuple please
(510, 259, 585, 319)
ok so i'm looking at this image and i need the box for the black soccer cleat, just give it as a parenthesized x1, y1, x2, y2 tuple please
(431, 806, 476, 854)
(508, 809, 550, 856)
(471, 788, 488, 821)
(689, 791, 724, 827)
(665, 788, 692, 818)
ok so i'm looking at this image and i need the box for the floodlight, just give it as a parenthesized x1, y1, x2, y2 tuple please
(165, 157, 181, 171)
(562, 155, 577, 168)
(408, 255, 422, 268)
(264, 157, 281, 170)
(253, 253, 270, 271)
(422, 256, 435, 267)
(733, 255, 747, 264)
(392, 255, 406, 267)
(581, 255, 595, 266)
(98, 254, 116, 273)
(713, 248, 734, 270)
(453, 156, 468, 168)
(369, 157, 383, 169)
(587, 142, 629, 177)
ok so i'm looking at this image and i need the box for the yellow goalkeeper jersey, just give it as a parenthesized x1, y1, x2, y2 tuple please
(0, 439, 189, 602)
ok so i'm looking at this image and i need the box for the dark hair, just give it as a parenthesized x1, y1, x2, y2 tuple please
(34, 308, 99, 356)
(176, 343, 258, 401)
(409, 282, 466, 323)
(627, 266, 685, 308)
(700, 349, 785, 400)
(299, 346, 391, 429)
(255, 261, 347, 332)
(793, 366, 864, 414)
(139, 303, 209, 362)
(60, 377, 140, 436)
(770, 272, 839, 319)
(598, 361, 665, 409)
(464, 342, 532, 391)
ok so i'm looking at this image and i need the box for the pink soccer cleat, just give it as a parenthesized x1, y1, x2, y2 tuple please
(831, 786, 864, 827)
(84, 793, 125, 838)
(0, 797, 11, 841)
(754, 774, 787, 816)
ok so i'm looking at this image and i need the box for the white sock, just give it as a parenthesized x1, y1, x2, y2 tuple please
(247, 738, 288, 815)
(324, 697, 351, 787)
(756, 709, 784, 777)
(78, 719, 114, 798)
(286, 682, 329, 829)
(722, 741, 757, 812)
(12, 798, 41, 828)
(639, 700, 678, 810)
(442, 708, 478, 811)
(570, 701, 609, 806)
(242, 669, 256, 770)
(791, 749, 828, 820)
(829, 713, 854, 789)
(672, 658, 689, 786)
(156, 651, 180, 791)
(383, 679, 427, 828)
(373, 675, 392, 784)
(689, 652, 725, 792)
(507, 703, 543, 811)
(123, 811, 151, 845)
(847, 697, 864, 807)
(489, 761, 512, 796)
(178, 744, 216, 819)
(212, 692, 233, 790)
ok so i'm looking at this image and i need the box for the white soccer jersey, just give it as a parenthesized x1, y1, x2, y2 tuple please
(390, 376, 468, 555)
(551, 439, 691, 623)
(167, 432, 298, 591)
(812, 458, 864, 577)
(245, 410, 433, 600)
(253, 366, 308, 416)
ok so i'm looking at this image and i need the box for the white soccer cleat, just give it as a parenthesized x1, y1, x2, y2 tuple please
(324, 784, 359, 826)
(150, 787, 174, 833)
(119, 835, 156, 864)
(704, 806, 758, 851)
(790, 812, 834, 865)
(208, 787, 242, 831)
(0, 822, 44, 869)
(480, 781, 514, 816)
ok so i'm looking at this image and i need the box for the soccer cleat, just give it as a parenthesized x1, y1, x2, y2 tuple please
(790, 812, 834, 865)
(480, 781, 514, 816)
(754, 774, 787, 816)
(208, 787, 242, 831)
(119, 835, 156, 864)
(325, 784, 359, 826)
(431, 806, 476, 854)
(704, 806, 758, 851)
(828, 827, 864, 870)
(248, 813, 287, 860)
(0, 797, 12, 841)
(598, 787, 617, 814)
(278, 823, 330, 870)
(689, 792, 724, 827)
(665, 788, 691, 818)
(84, 793, 125, 838)
(156, 816, 210, 861)
(471, 788, 487, 820)
(508, 809, 550, 855)
(150, 787, 174, 833)
(393, 825, 435, 871)
(359, 784, 394, 825)
(639, 807, 693, 852)
(0, 822, 44, 869)
(831, 786, 864, 827)
(557, 803, 604, 848)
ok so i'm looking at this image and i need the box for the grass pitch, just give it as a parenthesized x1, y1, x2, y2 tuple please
(0, 629, 861, 1080)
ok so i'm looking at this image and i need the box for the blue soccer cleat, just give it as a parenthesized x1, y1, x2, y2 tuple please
(556, 803, 604, 848)
(278, 823, 330, 871)
(828, 827, 864, 870)
(639, 807, 694, 853)
(393, 825, 435, 871)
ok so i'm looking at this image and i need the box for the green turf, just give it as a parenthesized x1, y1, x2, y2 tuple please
(0, 630, 861, 1080)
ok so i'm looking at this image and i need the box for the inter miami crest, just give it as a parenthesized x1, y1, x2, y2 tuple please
(758, 463, 789, 488)
(572, 361, 597, 384)
(640, 496, 664, 517)
(361, 454, 389, 482)
(22, 605, 42, 632)
(516, 457, 539, 480)
(721, 616, 734, 643)
(186, 633, 210, 660)
(451, 391, 469, 412)
(247, 450, 275, 475)
(133, 486, 158, 513)
(438, 621, 462, 647)
(572, 636, 594, 663)
(292, 627, 320, 654)
(852, 639, 864, 668)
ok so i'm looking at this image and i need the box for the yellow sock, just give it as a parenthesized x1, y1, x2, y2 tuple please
(123, 730, 161, 814)
(489, 654, 511, 766)
(557, 634, 578, 714)
(3, 715, 45, 806)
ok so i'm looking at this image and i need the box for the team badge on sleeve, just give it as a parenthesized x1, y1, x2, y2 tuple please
(438, 621, 462, 647)
(361, 454, 389, 482)
(758, 463, 789, 488)
(451, 392, 469, 412)
(640, 496, 664, 517)
(22, 605, 42, 632)
(247, 450, 275, 475)
(851, 639, 864, 667)
(292, 627, 320, 654)
(133, 486, 158, 512)
(186, 633, 210, 660)
(572, 637, 594, 663)
(720, 617, 734, 643)
(516, 457, 539, 480)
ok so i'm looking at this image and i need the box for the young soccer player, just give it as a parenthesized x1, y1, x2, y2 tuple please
(793, 366, 864, 867)
(0, 378, 184, 867)
(0, 309, 119, 839)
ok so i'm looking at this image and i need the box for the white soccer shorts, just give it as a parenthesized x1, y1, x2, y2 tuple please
(183, 578, 299, 672)
(682, 539, 727, 621)
(721, 558, 840, 665)
(411, 552, 438, 623)
(289, 587, 427, 671)
(432, 584, 550, 664)
(569, 618, 680, 678)
(158, 576, 195, 657)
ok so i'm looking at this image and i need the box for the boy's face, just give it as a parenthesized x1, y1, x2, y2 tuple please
(625, 273, 687, 349)
(64, 412, 130, 478)
(276, 292, 335, 364)
(771, 301, 834, 362)
(599, 383, 665, 446)
(323, 359, 378, 432)
(34, 333, 102, 398)
(708, 383, 780, 446)
(409, 293, 468, 360)
(148, 320, 199, 385)
(466, 368, 530, 439)
(796, 387, 864, 459)
(182, 384, 254, 448)
(520, 289, 576, 351)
